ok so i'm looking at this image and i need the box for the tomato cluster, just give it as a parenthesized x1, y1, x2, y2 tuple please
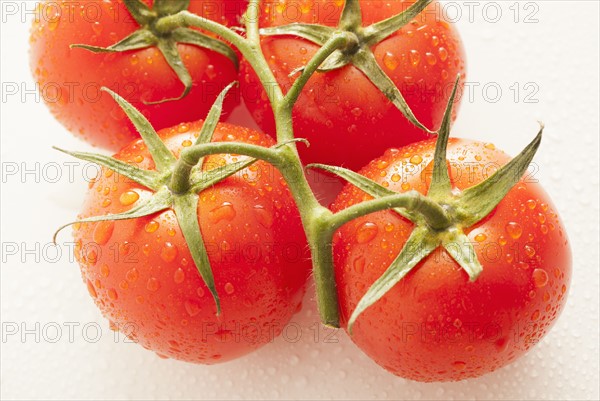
(32, 0, 571, 382)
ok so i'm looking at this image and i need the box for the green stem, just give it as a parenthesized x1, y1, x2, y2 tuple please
(283, 33, 354, 109)
(329, 191, 451, 231)
(245, 0, 261, 45)
(170, 142, 283, 194)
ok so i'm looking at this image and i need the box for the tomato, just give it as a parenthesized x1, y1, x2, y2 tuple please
(240, 0, 466, 170)
(73, 120, 310, 363)
(30, 0, 238, 150)
(331, 138, 571, 381)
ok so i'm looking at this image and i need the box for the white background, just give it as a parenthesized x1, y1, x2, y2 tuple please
(1, 1, 599, 400)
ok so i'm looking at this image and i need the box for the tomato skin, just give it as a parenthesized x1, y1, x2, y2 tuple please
(74, 121, 310, 363)
(30, 0, 238, 150)
(240, 0, 466, 170)
(331, 139, 571, 381)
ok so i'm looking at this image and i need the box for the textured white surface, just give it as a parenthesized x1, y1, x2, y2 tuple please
(1, 1, 599, 400)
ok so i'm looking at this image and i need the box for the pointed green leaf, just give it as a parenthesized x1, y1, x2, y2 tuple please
(172, 28, 239, 68)
(154, 0, 190, 16)
(362, 0, 433, 45)
(140, 39, 193, 105)
(317, 50, 351, 71)
(53, 147, 161, 191)
(71, 29, 156, 53)
(101, 87, 176, 173)
(339, 0, 362, 30)
(173, 193, 220, 314)
(123, 0, 155, 25)
(53, 187, 172, 243)
(454, 126, 543, 226)
(352, 49, 434, 134)
(194, 82, 237, 148)
(442, 229, 483, 281)
(191, 157, 258, 193)
(307, 163, 418, 222)
(427, 75, 460, 200)
(259, 24, 335, 46)
(348, 226, 438, 333)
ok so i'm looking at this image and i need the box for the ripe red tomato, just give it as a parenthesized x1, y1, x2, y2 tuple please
(73, 120, 310, 363)
(240, 0, 466, 170)
(331, 138, 571, 381)
(30, 0, 238, 150)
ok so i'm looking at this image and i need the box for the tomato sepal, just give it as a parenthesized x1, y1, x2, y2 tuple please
(346, 226, 437, 333)
(53, 186, 173, 244)
(71, 0, 238, 104)
(52, 147, 162, 191)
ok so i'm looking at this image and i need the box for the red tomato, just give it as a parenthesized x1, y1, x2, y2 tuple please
(73, 121, 310, 363)
(240, 0, 466, 170)
(331, 138, 571, 381)
(30, 0, 238, 150)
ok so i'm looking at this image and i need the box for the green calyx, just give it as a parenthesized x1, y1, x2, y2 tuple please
(71, 0, 238, 104)
(309, 77, 543, 333)
(53, 82, 282, 315)
(260, 0, 435, 133)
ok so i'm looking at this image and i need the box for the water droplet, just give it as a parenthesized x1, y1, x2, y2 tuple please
(100, 264, 110, 278)
(178, 124, 190, 133)
(438, 47, 448, 61)
(524, 245, 536, 258)
(401, 182, 411, 191)
(174, 268, 185, 284)
(384, 223, 394, 232)
(92, 21, 102, 35)
(526, 199, 537, 209)
(356, 222, 378, 244)
(351, 107, 363, 117)
(145, 220, 159, 233)
(126, 267, 139, 282)
(86, 280, 97, 298)
(209, 202, 236, 223)
(474, 233, 487, 242)
(453, 318, 462, 328)
(146, 56, 153, 65)
(107, 288, 118, 300)
(495, 337, 509, 352)
(353, 256, 365, 273)
(254, 205, 273, 228)
(532, 269, 548, 288)
(531, 310, 540, 321)
(206, 64, 217, 80)
(391, 173, 401, 182)
(102, 198, 112, 207)
(161, 242, 178, 262)
(136, 295, 145, 304)
(224, 282, 235, 294)
(383, 51, 399, 71)
(130, 54, 139, 65)
(93, 221, 114, 245)
(431, 35, 440, 46)
(409, 50, 420, 66)
(182, 139, 192, 147)
(425, 52, 437, 65)
(505, 222, 523, 239)
(119, 190, 139, 206)
(452, 361, 466, 371)
(485, 143, 496, 150)
(184, 300, 202, 317)
(147, 277, 160, 292)
(119, 280, 128, 290)
(409, 154, 423, 164)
